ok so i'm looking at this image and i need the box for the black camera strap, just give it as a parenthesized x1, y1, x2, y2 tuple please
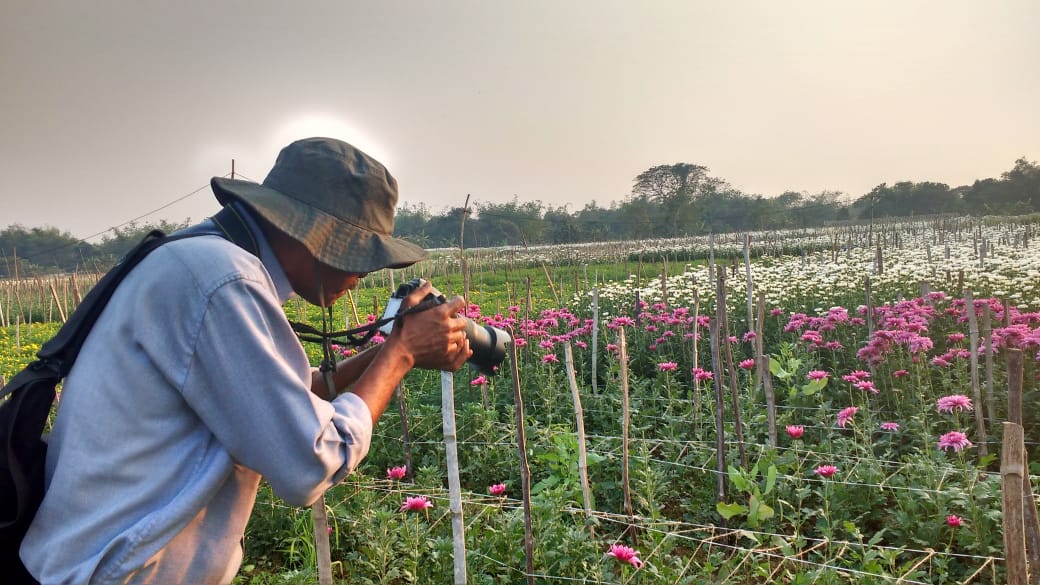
(289, 297, 442, 347)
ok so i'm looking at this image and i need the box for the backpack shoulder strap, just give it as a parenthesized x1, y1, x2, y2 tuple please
(30, 206, 260, 379)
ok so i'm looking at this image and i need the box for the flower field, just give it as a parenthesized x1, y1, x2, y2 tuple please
(3, 216, 1040, 583)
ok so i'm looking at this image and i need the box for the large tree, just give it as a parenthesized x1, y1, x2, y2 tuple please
(631, 163, 717, 237)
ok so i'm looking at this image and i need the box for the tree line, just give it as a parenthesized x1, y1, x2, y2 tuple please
(2, 157, 1037, 276)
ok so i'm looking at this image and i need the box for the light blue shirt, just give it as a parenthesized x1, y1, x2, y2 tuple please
(21, 209, 374, 584)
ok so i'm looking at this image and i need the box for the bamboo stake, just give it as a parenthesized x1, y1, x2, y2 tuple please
(563, 342, 594, 538)
(618, 327, 635, 539)
(311, 369, 338, 585)
(709, 318, 726, 503)
(396, 383, 413, 480)
(964, 290, 988, 459)
(744, 233, 753, 329)
(508, 339, 535, 585)
(591, 287, 599, 393)
(1003, 422, 1028, 585)
(48, 280, 67, 323)
(691, 286, 701, 415)
(1007, 349, 1040, 582)
(441, 371, 467, 584)
(983, 306, 996, 429)
(718, 270, 747, 468)
(756, 291, 776, 448)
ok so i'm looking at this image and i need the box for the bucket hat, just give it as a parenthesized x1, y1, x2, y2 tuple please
(210, 137, 426, 273)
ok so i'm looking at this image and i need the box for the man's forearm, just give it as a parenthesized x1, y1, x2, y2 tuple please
(310, 344, 384, 399)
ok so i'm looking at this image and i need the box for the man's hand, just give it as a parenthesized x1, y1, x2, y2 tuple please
(386, 280, 473, 372)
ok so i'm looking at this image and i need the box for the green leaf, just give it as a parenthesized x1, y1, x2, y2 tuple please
(768, 357, 788, 379)
(764, 465, 777, 495)
(728, 465, 750, 492)
(716, 501, 748, 520)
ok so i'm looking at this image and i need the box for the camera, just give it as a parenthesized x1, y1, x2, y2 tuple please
(380, 278, 511, 375)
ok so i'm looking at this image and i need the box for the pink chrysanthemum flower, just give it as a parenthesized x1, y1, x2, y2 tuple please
(488, 483, 507, 497)
(814, 465, 838, 478)
(606, 343, 619, 353)
(470, 375, 487, 386)
(658, 362, 678, 372)
(807, 370, 829, 381)
(946, 514, 963, 527)
(836, 406, 858, 428)
(606, 544, 643, 569)
(880, 422, 900, 431)
(692, 367, 714, 382)
(786, 425, 805, 439)
(738, 359, 756, 370)
(936, 395, 973, 413)
(840, 368, 873, 383)
(854, 380, 879, 394)
(387, 466, 407, 481)
(937, 431, 973, 452)
(892, 369, 909, 378)
(399, 496, 433, 512)
(541, 353, 559, 364)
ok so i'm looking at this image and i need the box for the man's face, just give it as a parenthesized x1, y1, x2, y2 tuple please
(261, 219, 368, 307)
(292, 258, 367, 307)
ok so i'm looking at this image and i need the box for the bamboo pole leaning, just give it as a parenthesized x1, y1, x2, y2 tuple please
(563, 342, 595, 539)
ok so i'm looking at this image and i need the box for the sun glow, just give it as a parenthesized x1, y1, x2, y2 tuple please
(267, 112, 394, 169)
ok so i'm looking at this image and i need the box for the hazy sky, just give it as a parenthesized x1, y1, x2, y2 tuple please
(2, 1, 1037, 239)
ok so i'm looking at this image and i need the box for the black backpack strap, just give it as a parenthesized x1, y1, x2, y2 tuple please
(30, 206, 261, 378)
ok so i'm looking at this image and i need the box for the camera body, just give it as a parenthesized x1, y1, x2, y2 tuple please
(380, 278, 511, 375)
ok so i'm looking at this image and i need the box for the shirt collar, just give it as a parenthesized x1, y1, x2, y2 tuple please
(230, 203, 294, 304)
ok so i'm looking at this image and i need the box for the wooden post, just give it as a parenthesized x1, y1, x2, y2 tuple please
(563, 343, 594, 538)
(964, 290, 988, 459)
(441, 371, 467, 584)
(508, 339, 535, 585)
(1003, 422, 1028, 585)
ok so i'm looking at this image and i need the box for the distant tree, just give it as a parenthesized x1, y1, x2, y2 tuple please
(631, 163, 717, 237)
(0, 224, 93, 276)
(1002, 157, 1040, 210)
